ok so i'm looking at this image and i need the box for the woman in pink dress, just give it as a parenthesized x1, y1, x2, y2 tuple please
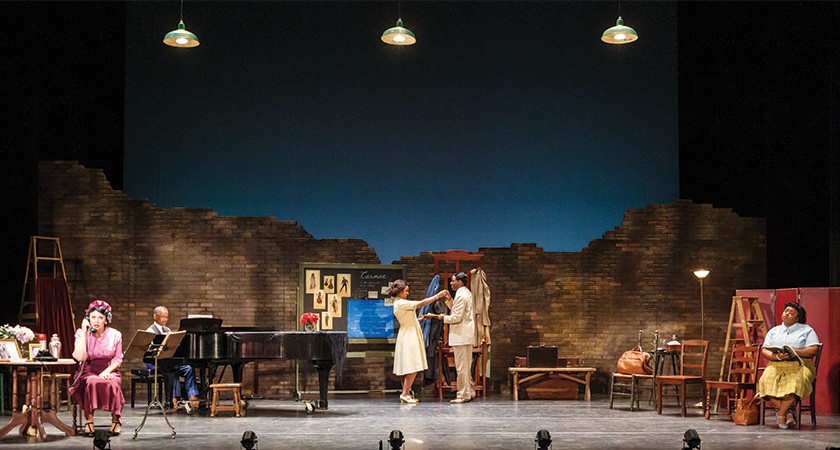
(70, 300, 125, 436)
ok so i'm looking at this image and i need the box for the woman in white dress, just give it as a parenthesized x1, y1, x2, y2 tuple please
(389, 279, 446, 404)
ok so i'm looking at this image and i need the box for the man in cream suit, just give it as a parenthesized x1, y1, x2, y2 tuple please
(430, 272, 476, 403)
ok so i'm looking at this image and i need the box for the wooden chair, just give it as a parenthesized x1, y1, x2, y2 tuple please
(760, 343, 823, 429)
(609, 373, 654, 411)
(435, 340, 487, 399)
(656, 339, 709, 417)
(704, 344, 760, 419)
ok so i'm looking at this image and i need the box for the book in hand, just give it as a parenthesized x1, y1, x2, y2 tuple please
(765, 345, 804, 365)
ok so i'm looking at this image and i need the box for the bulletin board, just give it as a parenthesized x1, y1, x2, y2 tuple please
(299, 263, 404, 339)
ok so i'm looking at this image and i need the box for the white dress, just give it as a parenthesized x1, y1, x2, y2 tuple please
(392, 299, 428, 376)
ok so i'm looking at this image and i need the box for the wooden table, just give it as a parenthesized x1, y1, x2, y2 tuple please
(0, 359, 77, 442)
(508, 367, 596, 401)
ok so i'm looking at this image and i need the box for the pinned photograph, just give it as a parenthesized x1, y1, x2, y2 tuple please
(328, 294, 342, 318)
(305, 270, 321, 294)
(313, 290, 326, 310)
(323, 275, 335, 294)
(321, 312, 333, 330)
(337, 273, 351, 297)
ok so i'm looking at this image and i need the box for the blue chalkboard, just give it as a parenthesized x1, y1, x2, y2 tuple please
(347, 299, 394, 339)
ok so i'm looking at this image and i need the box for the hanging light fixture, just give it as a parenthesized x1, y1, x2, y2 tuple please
(601, 16, 638, 45)
(381, 18, 416, 46)
(163, 0, 200, 48)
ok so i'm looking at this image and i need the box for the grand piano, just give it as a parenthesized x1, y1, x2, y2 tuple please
(154, 318, 346, 410)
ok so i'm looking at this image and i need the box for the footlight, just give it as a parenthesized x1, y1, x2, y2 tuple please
(387, 429, 404, 450)
(92, 429, 111, 450)
(241, 430, 258, 450)
(535, 429, 552, 450)
(683, 429, 701, 450)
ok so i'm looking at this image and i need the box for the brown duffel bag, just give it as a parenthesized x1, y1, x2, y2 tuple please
(616, 344, 653, 375)
(733, 397, 760, 425)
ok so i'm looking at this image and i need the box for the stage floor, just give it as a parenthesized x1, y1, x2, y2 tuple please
(2, 394, 838, 449)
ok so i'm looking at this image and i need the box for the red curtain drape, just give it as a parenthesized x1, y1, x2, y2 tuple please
(33, 278, 75, 367)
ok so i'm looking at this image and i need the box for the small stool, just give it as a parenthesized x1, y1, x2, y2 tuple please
(130, 369, 166, 408)
(209, 383, 243, 417)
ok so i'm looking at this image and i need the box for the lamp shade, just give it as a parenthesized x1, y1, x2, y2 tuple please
(164, 20, 200, 48)
(601, 16, 638, 45)
(381, 18, 416, 46)
(693, 269, 710, 279)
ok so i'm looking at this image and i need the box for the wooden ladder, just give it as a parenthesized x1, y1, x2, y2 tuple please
(18, 236, 72, 327)
(713, 296, 768, 411)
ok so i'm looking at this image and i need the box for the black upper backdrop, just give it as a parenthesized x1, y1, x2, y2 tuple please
(1, 2, 837, 325)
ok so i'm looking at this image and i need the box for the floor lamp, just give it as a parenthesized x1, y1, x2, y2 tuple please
(693, 269, 710, 340)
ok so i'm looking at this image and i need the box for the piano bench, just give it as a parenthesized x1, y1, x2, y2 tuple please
(130, 369, 166, 408)
(209, 383, 243, 417)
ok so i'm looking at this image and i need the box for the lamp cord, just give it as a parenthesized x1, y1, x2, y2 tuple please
(180, 0, 184, 21)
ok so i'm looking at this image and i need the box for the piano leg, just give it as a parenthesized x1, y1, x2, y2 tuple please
(231, 362, 246, 383)
(312, 359, 333, 410)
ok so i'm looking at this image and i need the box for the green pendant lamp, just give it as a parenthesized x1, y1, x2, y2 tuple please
(381, 18, 416, 46)
(164, 0, 200, 48)
(601, 16, 638, 45)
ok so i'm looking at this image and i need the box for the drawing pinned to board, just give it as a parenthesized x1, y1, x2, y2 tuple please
(323, 275, 335, 294)
(305, 270, 321, 294)
(337, 274, 351, 297)
(328, 294, 342, 318)
(313, 290, 326, 310)
(321, 312, 333, 330)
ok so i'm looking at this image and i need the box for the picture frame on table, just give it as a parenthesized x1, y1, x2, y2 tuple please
(0, 339, 23, 361)
(28, 343, 43, 359)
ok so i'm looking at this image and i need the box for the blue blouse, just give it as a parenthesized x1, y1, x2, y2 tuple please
(762, 322, 820, 349)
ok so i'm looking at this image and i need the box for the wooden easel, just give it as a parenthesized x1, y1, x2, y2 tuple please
(432, 250, 488, 399)
(125, 330, 185, 439)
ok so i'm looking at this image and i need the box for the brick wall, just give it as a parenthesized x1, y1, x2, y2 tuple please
(38, 161, 766, 397)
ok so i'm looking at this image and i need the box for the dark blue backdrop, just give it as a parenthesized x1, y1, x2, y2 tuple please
(124, 2, 678, 263)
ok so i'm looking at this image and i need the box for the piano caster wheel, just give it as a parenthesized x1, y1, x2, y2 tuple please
(305, 401, 315, 414)
(183, 402, 194, 415)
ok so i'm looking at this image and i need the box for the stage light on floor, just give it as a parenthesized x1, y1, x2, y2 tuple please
(535, 429, 552, 450)
(387, 429, 404, 449)
(241, 430, 258, 450)
(683, 429, 701, 450)
(92, 429, 111, 450)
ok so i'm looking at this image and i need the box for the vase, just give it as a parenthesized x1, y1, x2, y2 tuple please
(304, 323, 316, 332)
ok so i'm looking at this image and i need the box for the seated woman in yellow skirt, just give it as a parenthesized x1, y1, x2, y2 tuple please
(757, 302, 820, 429)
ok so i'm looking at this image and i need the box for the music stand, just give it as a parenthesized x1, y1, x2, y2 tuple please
(124, 330, 185, 439)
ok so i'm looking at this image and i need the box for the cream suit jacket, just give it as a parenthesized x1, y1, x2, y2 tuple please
(444, 286, 475, 347)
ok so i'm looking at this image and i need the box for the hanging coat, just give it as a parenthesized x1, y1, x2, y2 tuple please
(420, 275, 445, 381)
(470, 268, 491, 346)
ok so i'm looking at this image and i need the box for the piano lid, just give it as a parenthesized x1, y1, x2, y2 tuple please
(179, 317, 223, 332)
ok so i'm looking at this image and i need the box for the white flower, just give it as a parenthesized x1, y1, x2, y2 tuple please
(0, 324, 35, 344)
(15, 327, 34, 344)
